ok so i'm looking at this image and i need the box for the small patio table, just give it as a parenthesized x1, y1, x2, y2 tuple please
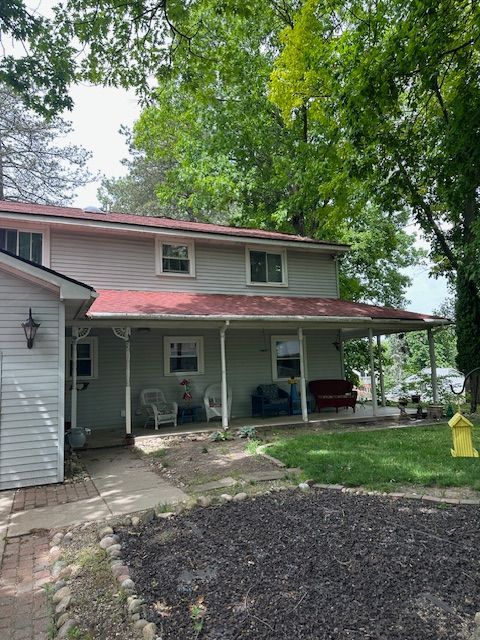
(178, 405, 204, 425)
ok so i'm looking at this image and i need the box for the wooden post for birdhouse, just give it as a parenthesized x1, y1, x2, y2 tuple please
(448, 413, 479, 458)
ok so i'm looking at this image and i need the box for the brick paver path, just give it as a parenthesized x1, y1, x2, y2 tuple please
(11, 479, 98, 512)
(0, 534, 51, 640)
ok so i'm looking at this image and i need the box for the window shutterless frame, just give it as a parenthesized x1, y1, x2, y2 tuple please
(271, 335, 307, 381)
(163, 336, 204, 376)
(0, 224, 50, 266)
(65, 337, 98, 380)
(245, 246, 288, 286)
(155, 238, 196, 277)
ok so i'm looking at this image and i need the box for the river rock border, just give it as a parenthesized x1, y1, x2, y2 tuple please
(97, 518, 158, 640)
(48, 530, 80, 639)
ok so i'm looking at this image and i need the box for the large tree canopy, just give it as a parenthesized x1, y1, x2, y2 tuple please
(101, 0, 419, 306)
(0, 86, 92, 204)
(270, 0, 480, 402)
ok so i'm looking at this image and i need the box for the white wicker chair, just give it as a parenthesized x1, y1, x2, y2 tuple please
(140, 388, 178, 429)
(203, 383, 232, 422)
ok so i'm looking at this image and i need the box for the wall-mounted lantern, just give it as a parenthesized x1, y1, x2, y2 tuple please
(21, 308, 40, 349)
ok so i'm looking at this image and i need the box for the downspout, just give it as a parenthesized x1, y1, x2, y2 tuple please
(220, 320, 230, 429)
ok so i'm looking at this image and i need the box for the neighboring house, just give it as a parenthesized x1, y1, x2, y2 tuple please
(0, 201, 448, 489)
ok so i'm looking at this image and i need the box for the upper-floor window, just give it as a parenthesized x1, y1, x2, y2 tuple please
(156, 239, 195, 277)
(247, 247, 287, 286)
(0, 228, 43, 264)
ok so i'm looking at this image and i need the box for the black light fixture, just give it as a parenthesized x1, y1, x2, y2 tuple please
(21, 308, 40, 349)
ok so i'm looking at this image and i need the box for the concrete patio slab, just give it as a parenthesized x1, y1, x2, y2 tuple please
(193, 477, 238, 493)
(8, 496, 110, 537)
(82, 447, 188, 516)
(240, 470, 286, 482)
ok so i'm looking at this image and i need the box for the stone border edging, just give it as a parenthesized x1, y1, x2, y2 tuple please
(97, 517, 158, 640)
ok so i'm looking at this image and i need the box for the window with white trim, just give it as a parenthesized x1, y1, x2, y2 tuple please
(0, 227, 43, 264)
(156, 240, 195, 276)
(247, 248, 286, 285)
(66, 338, 98, 380)
(271, 335, 306, 381)
(164, 336, 204, 375)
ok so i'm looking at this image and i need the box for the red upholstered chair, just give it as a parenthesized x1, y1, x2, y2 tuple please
(308, 379, 357, 413)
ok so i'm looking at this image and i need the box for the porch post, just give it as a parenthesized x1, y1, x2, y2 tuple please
(113, 328, 133, 442)
(427, 328, 439, 403)
(368, 328, 378, 416)
(297, 327, 308, 422)
(377, 335, 386, 407)
(220, 321, 230, 429)
(339, 329, 345, 379)
(71, 327, 91, 429)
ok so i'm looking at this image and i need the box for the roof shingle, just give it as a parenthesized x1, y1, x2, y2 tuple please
(88, 289, 445, 322)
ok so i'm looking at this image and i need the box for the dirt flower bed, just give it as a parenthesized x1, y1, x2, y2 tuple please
(135, 433, 279, 488)
(118, 490, 480, 640)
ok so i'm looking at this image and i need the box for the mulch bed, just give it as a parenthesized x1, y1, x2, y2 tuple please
(118, 490, 480, 639)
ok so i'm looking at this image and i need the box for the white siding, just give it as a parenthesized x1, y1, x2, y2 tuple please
(68, 327, 342, 430)
(51, 231, 338, 297)
(0, 270, 62, 489)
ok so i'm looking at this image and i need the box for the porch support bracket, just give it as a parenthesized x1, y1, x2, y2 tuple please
(113, 327, 133, 443)
(297, 327, 308, 422)
(220, 321, 230, 430)
(427, 328, 439, 403)
(368, 328, 378, 417)
(71, 327, 91, 430)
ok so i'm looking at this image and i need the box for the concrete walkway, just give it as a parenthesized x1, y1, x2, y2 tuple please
(4, 448, 187, 538)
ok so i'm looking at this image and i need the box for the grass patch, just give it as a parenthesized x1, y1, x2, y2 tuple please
(244, 439, 262, 455)
(148, 448, 167, 458)
(268, 424, 480, 491)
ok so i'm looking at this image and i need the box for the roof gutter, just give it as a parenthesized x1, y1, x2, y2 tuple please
(86, 312, 450, 325)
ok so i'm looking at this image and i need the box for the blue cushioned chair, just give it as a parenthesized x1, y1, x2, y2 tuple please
(251, 384, 290, 418)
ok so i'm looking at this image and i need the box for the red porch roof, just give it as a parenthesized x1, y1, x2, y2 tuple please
(0, 200, 347, 248)
(87, 290, 445, 323)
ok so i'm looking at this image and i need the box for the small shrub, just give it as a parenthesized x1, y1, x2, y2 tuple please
(208, 430, 232, 442)
(238, 426, 257, 439)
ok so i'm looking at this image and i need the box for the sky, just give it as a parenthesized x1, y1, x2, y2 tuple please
(63, 85, 449, 314)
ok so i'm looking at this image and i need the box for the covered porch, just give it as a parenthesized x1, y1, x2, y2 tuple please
(66, 290, 449, 446)
(85, 404, 416, 448)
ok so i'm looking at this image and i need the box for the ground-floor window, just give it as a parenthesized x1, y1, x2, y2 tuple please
(271, 335, 306, 381)
(66, 337, 98, 379)
(164, 336, 204, 375)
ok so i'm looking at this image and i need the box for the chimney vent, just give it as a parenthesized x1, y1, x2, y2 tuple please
(83, 205, 104, 214)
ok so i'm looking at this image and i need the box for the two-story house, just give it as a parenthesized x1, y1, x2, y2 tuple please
(0, 201, 447, 490)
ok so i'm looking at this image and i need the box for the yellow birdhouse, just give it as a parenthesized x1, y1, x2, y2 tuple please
(448, 413, 479, 458)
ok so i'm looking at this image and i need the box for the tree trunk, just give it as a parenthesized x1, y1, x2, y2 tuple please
(455, 269, 480, 412)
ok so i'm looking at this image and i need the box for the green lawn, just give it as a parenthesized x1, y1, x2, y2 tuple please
(267, 424, 480, 491)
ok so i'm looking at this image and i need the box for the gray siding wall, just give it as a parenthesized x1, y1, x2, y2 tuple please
(68, 327, 342, 430)
(51, 231, 338, 297)
(0, 270, 62, 489)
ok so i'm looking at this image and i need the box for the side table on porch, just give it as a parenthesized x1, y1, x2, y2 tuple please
(178, 405, 204, 425)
